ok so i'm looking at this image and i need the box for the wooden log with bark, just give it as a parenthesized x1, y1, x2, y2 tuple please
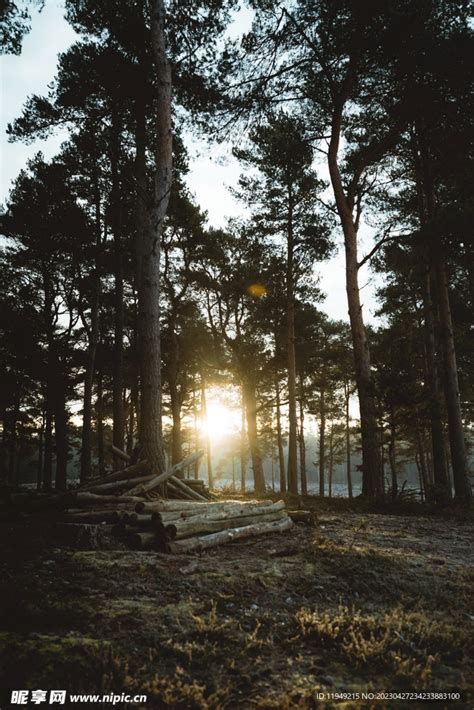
(170, 509, 286, 540)
(150, 500, 285, 526)
(136, 498, 278, 514)
(169, 516, 293, 553)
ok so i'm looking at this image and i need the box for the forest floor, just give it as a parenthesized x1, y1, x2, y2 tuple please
(0, 497, 473, 709)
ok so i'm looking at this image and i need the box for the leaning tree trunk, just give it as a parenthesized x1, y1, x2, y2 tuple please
(243, 378, 266, 495)
(136, 0, 172, 476)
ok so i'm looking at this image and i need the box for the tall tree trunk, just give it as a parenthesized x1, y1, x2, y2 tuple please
(81, 178, 101, 482)
(319, 388, 326, 497)
(169, 327, 183, 467)
(328, 423, 334, 498)
(286, 192, 298, 494)
(54, 372, 68, 491)
(170, 389, 183, 468)
(110, 105, 125, 469)
(275, 376, 286, 493)
(328, 107, 382, 498)
(7, 402, 18, 486)
(240, 387, 246, 492)
(388, 408, 398, 499)
(135, 0, 171, 476)
(0, 409, 7, 485)
(422, 267, 451, 499)
(127, 391, 135, 456)
(435, 259, 471, 500)
(412, 127, 454, 501)
(201, 376, 213, 489)
(43, 402, 53, 491)
(193, 377, 200, 479)
(96, 365, 105, 477)
(43, 298, 55, 492)
(415, 424, 430, 501)
(243, 378, 266, 495)
(37, 409, 44, 490)
(345, 389, 353, 498)
(298, 373, 307, 495)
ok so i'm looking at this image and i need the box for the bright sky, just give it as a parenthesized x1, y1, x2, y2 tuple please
(0, 1, 383, 325)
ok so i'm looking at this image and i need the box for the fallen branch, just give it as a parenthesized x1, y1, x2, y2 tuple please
(127, 451, 204, 497)
(168, 474, 208, 501)
(78, 460, 150, 490)
(85, 474, 155, 495)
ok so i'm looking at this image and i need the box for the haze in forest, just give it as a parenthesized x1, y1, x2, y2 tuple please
(1, 0, 472, 506)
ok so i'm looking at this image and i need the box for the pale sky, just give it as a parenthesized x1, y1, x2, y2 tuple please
(0, 1, 383, 325)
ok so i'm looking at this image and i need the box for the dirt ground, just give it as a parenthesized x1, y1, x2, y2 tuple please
(0, 499, 473, 709)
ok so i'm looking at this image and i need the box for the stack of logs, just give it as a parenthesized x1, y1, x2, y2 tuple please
(4, 449, 297, 552)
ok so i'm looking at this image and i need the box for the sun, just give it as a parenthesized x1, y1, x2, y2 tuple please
(201, 389, 241, 442)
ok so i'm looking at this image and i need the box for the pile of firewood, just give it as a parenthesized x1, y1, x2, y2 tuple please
(2, 450, 295, 553)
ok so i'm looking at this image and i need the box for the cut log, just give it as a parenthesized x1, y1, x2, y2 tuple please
(172, 509, 287, 540)
(127, 513, 154, 529)
(127, 528, 173, 551)
(136, 498, 279, 514)
(126, 451, 204, 496)
(170, 516, 293, 553)
(150, 500, 285, 525)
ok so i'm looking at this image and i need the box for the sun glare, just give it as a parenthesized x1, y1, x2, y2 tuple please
(201, 389, 241, 442)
